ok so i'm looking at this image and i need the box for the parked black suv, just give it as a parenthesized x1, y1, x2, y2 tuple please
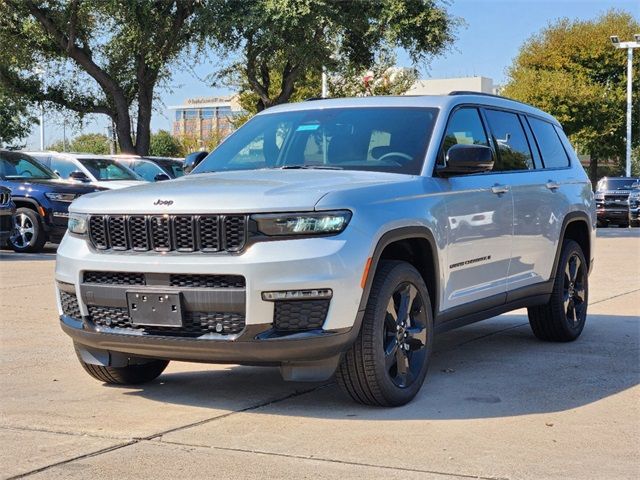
(0, 186, 14, 247)
(0, 150, 103, 252)
(595, 176, 640, 228)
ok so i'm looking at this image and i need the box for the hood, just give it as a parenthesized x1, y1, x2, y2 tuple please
(91, 180, 147, 190)
(1, 178, 102, 195)
(70, 169, 410, 214)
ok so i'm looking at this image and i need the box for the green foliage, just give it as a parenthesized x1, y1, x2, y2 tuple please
(149, 130, 182, 157)
(0, 86, 36, 148)
(211, 0, 457, 112)
(48, 133, 110, 155)
(502, 10, 640, 177)
(0, 1, 209, 155)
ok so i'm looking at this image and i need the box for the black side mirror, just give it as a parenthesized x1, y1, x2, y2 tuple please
(69, 170, 90, 182)
(183, 151, 208, 174)
(154, 173, 171, 182)
(437, 144, 494, 177)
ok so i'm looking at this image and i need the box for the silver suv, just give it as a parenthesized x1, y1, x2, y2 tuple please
(55, 93, 595, 406)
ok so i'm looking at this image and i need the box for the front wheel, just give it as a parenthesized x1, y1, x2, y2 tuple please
(528, 240, 588, 342)
(76, 349, 169, 385)
(10, 207, 47, 253)
(337, 260, 433, 407)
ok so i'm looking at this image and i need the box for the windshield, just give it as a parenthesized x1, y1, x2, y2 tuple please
(193, 107, 439, 175)
(0, 151, 57, 180)
(78, 158, 139, 181)
(597, 178, 640, 191)
(119, 159, 165, 182)
(152, 158, 184, 178)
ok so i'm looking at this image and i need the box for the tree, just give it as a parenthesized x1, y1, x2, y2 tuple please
(0, 86, 36, 148)
(49, 133, 109, 154)
(150, 130, 182, 157)
(0, 1, 208, 155)
(502, 10, 640, 182)
(210, 0, 457, 112)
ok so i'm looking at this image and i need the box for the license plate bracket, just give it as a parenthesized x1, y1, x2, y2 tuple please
(126, 291, 183, 327)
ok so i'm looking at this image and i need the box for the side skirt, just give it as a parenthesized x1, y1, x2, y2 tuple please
(434, 280, 553, 334)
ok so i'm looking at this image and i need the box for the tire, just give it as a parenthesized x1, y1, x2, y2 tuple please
(76, 350, 169, 385)
(337, 260, 433, 407)
(10, 207, 47, 253)
(527, 240, 588, 342)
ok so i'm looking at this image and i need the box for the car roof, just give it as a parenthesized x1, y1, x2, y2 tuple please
(23, 151, 112, 160)
(260, 94, 560, 126)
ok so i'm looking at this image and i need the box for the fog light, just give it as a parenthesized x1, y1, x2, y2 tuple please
(262, 289, 332, 301)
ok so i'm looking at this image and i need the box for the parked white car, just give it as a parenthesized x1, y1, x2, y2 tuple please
(25, 152, 146, 190)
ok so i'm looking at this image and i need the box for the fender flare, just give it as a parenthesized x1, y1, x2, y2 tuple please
(357, 226, 441, 314)
(549, 210, 592, 280)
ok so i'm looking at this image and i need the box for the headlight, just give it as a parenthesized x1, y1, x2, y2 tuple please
(251, 210, 352, 236)
(45, 192, 78, 202)
(67, 213, 88, 235)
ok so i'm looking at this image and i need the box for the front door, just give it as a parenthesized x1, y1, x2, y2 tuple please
(438, 107, 514, 311)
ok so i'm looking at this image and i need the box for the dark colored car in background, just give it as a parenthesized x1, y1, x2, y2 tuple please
(0, 150, 103, 252)
(0, 186, 15, 247)
(594, 176, 640, 228)
(628, 181, 640, 227)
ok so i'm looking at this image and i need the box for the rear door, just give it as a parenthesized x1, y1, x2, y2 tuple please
(439, 107, 514, 311)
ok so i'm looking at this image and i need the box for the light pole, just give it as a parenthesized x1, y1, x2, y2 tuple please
(610, 34, 640, 177)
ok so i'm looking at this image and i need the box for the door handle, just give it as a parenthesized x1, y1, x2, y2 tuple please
(491, 184, 509, 195)
(546, 181, 560, 191)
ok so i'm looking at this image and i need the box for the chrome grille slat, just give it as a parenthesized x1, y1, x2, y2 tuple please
(88, 214, 247, 253)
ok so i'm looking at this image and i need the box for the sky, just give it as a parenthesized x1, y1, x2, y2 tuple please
(25, 0, 640, 149)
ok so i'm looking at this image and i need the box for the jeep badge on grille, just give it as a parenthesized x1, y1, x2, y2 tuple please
(153, 199, 174, 206)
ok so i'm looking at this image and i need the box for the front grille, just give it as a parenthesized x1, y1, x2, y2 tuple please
(273, 299, 329, 332)
(89, 306, 245, 337)
(169, 274, 245, 288)
(88, 214, 247, 253)
(84, 271, 146, 285)
(60, 291, 81, 319)
(0, 191, 10, 206)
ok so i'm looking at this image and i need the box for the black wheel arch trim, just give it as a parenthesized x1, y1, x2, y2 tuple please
(357, 226, 441, 315)
(551, 211, 593, 278)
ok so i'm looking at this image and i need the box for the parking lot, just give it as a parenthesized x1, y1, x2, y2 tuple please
(0, 228, 638, 480)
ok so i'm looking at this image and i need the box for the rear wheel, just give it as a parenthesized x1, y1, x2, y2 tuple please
(337, 260, 433, 406)
(76, 349, 168, 385)
(528, 240, 588, 342)
(10, 208, 47, 253)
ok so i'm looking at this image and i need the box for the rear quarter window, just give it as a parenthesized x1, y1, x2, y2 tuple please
(528, 117, 570, 168)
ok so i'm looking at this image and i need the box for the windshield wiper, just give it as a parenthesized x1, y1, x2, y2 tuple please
(279, 165, 343, 170)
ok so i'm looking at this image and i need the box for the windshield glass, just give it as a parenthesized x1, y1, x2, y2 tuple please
(597, 178, 640, 191)
(152, 159, 184, 178)
(0, 151, 57, 180)
(78, 158, 139, 181)
(119, 159, 165, 182)
(193, 107, 439, 175)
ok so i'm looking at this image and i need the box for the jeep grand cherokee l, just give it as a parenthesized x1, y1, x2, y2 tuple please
(56, 94, 595, 406)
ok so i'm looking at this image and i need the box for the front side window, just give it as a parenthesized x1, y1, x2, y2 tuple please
(484, 109, 534, 171)
(51, 158, 81, 179)
(0, 152, 56, 180)
(78, 158, 139, 181)
(440, 108, 489, 165)
(126, 160, 165, 181)
(528, 117, 569, 168)
(194, 107, 439, 175)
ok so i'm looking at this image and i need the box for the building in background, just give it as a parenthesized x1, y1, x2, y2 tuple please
(405, 76, 498, 95)
(170, 96, 241, 146)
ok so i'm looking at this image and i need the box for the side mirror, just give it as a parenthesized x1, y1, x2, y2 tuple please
(69, 170, 90, 182)
(154, 173, 171, 182)
(437, 144, 494, 177)
(183, 151, 208, 174)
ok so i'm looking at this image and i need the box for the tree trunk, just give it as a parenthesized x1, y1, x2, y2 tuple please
(589, 155, 598, 189)
(135, 84, 154, 156)
(113, 110, 135, 154)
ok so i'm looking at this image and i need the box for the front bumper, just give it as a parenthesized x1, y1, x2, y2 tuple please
(597, 208, 628, 222)
(55, 229, 370, 365)
(0, 205, 15, 244)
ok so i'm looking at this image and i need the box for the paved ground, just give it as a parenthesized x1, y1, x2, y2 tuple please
(1, 230, 638, 480)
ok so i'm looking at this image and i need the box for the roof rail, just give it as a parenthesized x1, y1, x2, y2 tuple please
(448, 90, 529, 105)
(304, 97, 327, 102)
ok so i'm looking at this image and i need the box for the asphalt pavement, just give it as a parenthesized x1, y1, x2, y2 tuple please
(1, 229, 638, 479)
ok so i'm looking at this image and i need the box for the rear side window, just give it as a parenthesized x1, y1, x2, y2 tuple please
(440, 108, 489, 165)
(483, 109, 534, 171)
(528, 117, 570, 168)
